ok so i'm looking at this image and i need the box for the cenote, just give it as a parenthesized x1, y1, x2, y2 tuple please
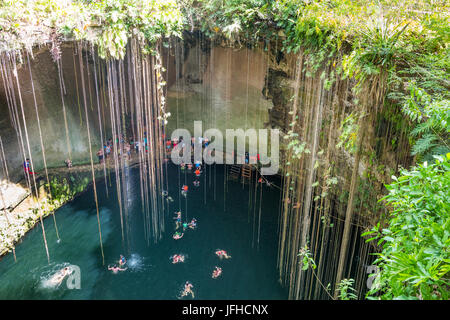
(0, 164, 287, 299)
(1, 0, 446, 303)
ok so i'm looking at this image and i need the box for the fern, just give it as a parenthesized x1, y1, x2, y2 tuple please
(402, 84, 449, 162)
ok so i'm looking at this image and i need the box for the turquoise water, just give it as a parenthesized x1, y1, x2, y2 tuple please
(0, 163, 287, 299)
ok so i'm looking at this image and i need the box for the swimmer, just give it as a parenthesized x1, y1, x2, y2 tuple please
(188, 218, 197, 229)
(171, 254, 185, 264)
(167, 196, 174, 203)
(194, 168, 201, 177)
(162, 190, 168, 197)
(173, 232, 184, 240)
(193, 180, 200, 187)
(174, 211, 182, 229)
(181, 185, 188, 197)
(48, 266, 72, 286)
(108, 264, 127, 274)
(118, 255, 127, 267)
(215, 249, 231, 259)
(212, 266, 222, 279)
(181, 281, 194, 298)
(182, 222, 188, 231)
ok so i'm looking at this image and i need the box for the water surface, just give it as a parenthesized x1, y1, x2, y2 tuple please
(0, 164, 286, 300)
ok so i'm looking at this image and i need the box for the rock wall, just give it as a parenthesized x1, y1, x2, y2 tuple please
(163, 33, 413, 224)
(0, 43, 110, 182)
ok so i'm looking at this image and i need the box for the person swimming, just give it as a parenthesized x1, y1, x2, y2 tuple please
(212, 266, 222, 279)
(48, 266, 72, 287)
(108, 264, 127, 274)
(193, 180, 200, 187)
(188, 218, 197, 229)
(194, 168, 201, 177)
(181, 185, 188, 197)
(118, 255, 127, 267)
(171, 254, 185, 264)
(174, 211, 182, 229)
(215, 249, 231, 259)
(173, 232, 184, 240)
(182, 222, 188, 231)
(181, 281, 194, 298)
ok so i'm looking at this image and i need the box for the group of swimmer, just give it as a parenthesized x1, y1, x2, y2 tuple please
(179, 249, 231, 298)
(179, 161, 203, 196)
(107, 254, 128, 273)
(173, 211, 197, 240)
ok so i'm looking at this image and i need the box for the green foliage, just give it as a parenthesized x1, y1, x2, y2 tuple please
(283, 116, 311, 161)
(402, 85, 450, 162)
(336, 278, 357, 300)
(298, 245, 316, 271)
(364, 154, 450, 300)
(337, 113, 358, 154)
(46, 175, 89, 206)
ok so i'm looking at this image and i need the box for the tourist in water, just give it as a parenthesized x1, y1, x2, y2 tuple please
(193, 180, 200, 187)
(174, 211, 182, 229)
(181, 281, 194, 298)
(108, 264, 127, 274)
(48, 266, 72, 286)
(173, 231, 184, 240)
(182, 222, 188, 231)
(194, 168, 201, 177)
(171, 254, 185, 264)
(181, 185, 188, 197)
(212, 266, 222, 279)
(188, 218, 197, 230)
(215, 249, 231, 259)
(118, 255, 127, 267)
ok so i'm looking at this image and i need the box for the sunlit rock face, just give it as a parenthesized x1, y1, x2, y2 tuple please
(0, 44, 109, 182)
